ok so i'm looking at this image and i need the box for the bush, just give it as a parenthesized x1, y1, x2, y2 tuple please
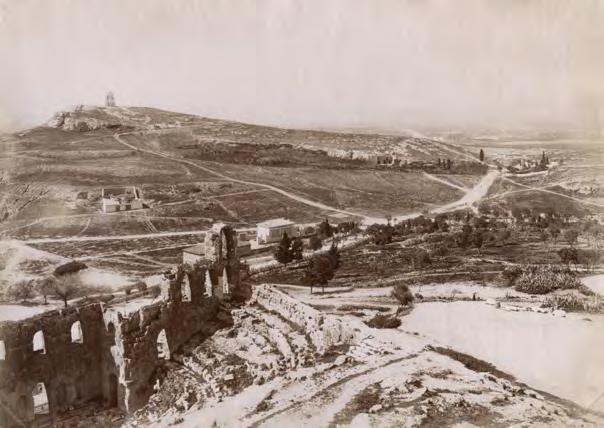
(366, 314, 401, 329)
(544, 294, 603, 313)
(391, 284, 414, 307)
(53, 260, 87, 276)
(134, 280, 148, 292)
(514, 265, 582, 294)
(501, 266, 522, 286)
(5, 279, 36, 303)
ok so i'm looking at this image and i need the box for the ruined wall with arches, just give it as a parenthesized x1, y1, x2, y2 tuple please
(0, 226, 243, 426)
(0, 304, 110, 426)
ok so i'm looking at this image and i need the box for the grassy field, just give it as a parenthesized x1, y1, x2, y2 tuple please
(0, 106, 479, 241)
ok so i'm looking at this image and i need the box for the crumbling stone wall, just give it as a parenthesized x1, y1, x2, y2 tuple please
(0, 225, 243, 426)
(252, 285, 357, 354)
(114, 269, 224, 412)
(0, 304, 110, 426)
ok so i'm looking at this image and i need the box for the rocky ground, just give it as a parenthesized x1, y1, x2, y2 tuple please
(121, 286, 604, 428)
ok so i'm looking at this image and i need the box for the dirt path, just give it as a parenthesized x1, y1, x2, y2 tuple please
(22, 229, 207, 244)
(422, 172, 468, 191)
(113, 133, 369, 221)
(501, 176, 604, 208)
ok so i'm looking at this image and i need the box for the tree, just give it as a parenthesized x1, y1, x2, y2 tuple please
(309, 235, 323, 251)
(318, 219, 333, 239)
(291, 237, 304, 261)
(473, 231, 484, 255)
(547, 225, 561, 243)
(35, 276, 57, 304)
(303, 255, 336, 294)
(327, 242, 340, 270)
(411, 249, 432, 271)
(540, 151, 547, 168)
(366, 224, 394, 245)
(391, 284, 414, 307)
(6, 279, 36, 303)
(52, 273, 94, 307)
(479, 149, 485, 162)
(564, 229, 579, 246)
(558, 247, 579, 267)
(273, 232, 293, 265)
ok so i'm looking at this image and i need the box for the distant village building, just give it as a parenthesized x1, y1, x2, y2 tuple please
(256, 218, 298, 244)
(105, 91, 116, 107)
(326, 212, 357, 225)
(101, 187, 143, 212)
(371, 154, 394, 166)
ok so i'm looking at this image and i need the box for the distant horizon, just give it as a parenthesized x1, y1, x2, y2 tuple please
(1, 0, 602, 137)
(3, 102, 602, 142)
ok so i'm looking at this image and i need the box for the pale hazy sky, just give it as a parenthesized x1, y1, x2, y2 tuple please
(0, 0, 603, 133)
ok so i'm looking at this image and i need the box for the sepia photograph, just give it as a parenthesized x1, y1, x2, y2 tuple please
(0, 1, 603, 426)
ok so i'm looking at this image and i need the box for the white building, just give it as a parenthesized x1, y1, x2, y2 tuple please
(101, 186, 143, 213)
(256, 218, 298, 244)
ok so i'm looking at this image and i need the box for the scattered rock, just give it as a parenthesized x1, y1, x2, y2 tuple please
(369, 404, 383, 413)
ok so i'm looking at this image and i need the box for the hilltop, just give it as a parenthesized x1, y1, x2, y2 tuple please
(0, 105, 488, 276)
(42, 105, 477, 162)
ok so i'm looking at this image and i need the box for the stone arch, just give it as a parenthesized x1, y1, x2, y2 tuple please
(156, 329, 170, 360)
(181, 275, 191, 302)
(106, 322, 116, 345)
(70, 321, 83, 343)
(32, 382, 49, 415)
(0, 339, 5, 360)
(33, 330, 45, 354)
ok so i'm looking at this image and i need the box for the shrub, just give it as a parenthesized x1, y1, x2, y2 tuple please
(391, 284, 414, 307)
(5, 279, 36, 303)
(53, 260, 87, 276)
(501, 266, 522, 286)
(366, 314, 401, 329)
(134, 280, 148, 292)
(544, 294, 603, 313)
(514, 265, 582, 295)
(430, 245, 448, 257)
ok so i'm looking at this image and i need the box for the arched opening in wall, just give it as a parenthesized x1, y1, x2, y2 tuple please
(205, 270, 213, 297)
(33, 330, 45, 354)
(71, 321, 83, 344)
(107, 374, 118, 408)
(106, 322, 116, 346)
(181, 275, 191, 302)
(156, 329, 170, 360)
(222, 267, 230, 295)
(0, 340, 5, 360)
(32, 382, 49, 416)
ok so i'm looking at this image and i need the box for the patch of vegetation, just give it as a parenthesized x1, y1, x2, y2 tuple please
(544, 294, 603, 313)
(366, 313, 401, 329)
(513, 265, 582, 295)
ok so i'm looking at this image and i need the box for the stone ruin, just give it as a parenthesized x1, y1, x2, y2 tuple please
(0, 224, 242, 427)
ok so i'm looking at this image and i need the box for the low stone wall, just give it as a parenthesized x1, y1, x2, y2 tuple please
(251, 284, 356, 354)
